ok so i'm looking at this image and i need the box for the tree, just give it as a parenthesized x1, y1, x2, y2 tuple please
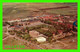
(47, 37, 52, 43)
(23, 34, 31, 40)
(43, 31, 52, 37)
(5, 22, 10, 25)
(44, 20, 52, 24)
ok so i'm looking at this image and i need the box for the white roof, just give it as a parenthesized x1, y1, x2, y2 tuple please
(36, 37, 46, 42)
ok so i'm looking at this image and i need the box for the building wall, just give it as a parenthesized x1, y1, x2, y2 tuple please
(29, 30, 39, 38)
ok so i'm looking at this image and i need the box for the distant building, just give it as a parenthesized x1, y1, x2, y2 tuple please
(8, 26, 15, 30)
(58, 30, 63, 35)
(53, 32, 56, 36)
(29, 30, 39, 38)
(58, 20, 63, 23)
(66, 32, 72, 36)
(69, 21, 74, 23)
(14, 26, 23, 31)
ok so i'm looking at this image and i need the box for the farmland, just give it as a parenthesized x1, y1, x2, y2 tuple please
(3, 3, 77, 21)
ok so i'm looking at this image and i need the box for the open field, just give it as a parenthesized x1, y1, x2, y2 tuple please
(3, 34, 77, 49)
(3, 37, 31, 49)
(3, 3, 77, 21)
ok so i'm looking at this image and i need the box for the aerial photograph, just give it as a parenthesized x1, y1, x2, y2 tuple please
(3, 3, 77, 49)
